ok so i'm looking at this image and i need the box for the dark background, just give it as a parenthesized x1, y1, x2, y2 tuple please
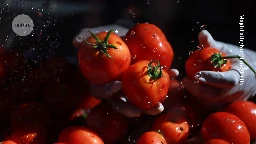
(0, 0, 255, 67)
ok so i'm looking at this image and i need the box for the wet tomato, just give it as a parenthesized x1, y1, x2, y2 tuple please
(58, 126, 104, 144)
(78, 30, 131, 84)
(205, 139, 230, 144)
(122, 60, 170, 110)
(136, 131, 167, 144)
(185, 47, 231, 80)
(201, 112, 250, 144)
(124, 23, 174, 71)
(85, 102, 129, 144)
(224, 100, 256, 140)
(1, 140, 17, 144)
(152, 108, 189, 144)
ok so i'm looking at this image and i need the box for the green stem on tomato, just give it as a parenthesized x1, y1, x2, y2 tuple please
(84, 30, 117, 58)
(147, 60, 163, 80)
(211, 53, 256, 74)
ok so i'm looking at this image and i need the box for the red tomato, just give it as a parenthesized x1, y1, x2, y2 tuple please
(58, 126, 104, 144)
(124, 23, 174, 71)
(78, 30, 131, 84)
(205, 139, 230, 144)
(10, 102, 50, 131)
(5, 126, 47, 144)
(152, 109, 189, 144)
(185, 47, 231, 80)
(224, 100, 256, 140)
(136, 131, 167, 144)
(85, 102, 129, 144)
(1, 140, 17, 144)
(122, 60, 170, 110)
(201, 112, 250, 144)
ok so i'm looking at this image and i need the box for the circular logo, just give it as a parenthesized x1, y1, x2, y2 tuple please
(12, 14, 34, 36)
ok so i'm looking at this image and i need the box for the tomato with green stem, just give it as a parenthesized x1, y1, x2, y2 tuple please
(136, 131, 167, 144)
(124, 23, 174, 71)
(185, 47, 256, 80)
(78, 30, 131, 84)
(122, 60, 170, 110)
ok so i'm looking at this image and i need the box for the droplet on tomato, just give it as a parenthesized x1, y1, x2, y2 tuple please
(200, 24, 207, 30)
(145, 27, 148, 30)
(225, 118, 236, 124)
(181, 107, 185, 111)
(132, 55, 137, 59)
(195, 72, 202, 79)
(193, 80, 199, 84)
(153, 47, 158, 52)
(130, 31, 136, 38)
(152, 34, 156, 39)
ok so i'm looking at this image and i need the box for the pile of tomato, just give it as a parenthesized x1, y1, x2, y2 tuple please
(0, 23, 255, 144)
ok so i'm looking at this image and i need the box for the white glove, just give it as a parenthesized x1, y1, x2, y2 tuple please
(182, 30, 256, 108)
(72, 20, 179, 117)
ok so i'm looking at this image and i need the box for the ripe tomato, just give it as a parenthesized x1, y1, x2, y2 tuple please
(205, 139, 230, 144)
(58, 126, 104, 144)
(224, 100, 256, 140)
(152, 109, 189, 144)
(78, 30, 131, 84)
(1, 140, 17, 144)
(5, 126, 48, 144)
(85, 102, 129, 144)
(201, 112, 250, 144)
(136, 131, 167, 144)
(185, 47, 231, 80)
(122, 60, 170, 110)
(124, 23, 174, 71)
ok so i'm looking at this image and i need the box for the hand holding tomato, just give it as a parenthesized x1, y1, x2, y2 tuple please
(182, 30, 256, 108)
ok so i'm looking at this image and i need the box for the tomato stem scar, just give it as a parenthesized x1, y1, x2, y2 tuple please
(147, 60, 163, 80)
(211, 53, 256, 74)
(84, 30, 117, 58)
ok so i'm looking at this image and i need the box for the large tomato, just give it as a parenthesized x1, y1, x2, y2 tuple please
(58, 126, 104, 144)
(185, 47, 231, 80)
(122, 60, 170, 110)
(201, 112, 250, 144)
(84, 102, 129, 144)
(124, 23, 174, 71)
(152, 108, 189, 144)
(136, 131, 167, 144)
(78, 30, 131, 84)
(224, 100, 256, 141)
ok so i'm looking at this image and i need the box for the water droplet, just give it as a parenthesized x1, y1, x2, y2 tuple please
(193, 64, 196, 66)
(145, 27, 148, 30)
(153, 47, 158, 52)
(181, 107, 185, 111)
(147, 0, 150, 4)
(193, 80, 199, 84)
(175, 0, 180, 3)
(152, 34, 156, 39)
(132, 55, 137, 59)
(130, 31, 135, 37)
(200, 24, 207, 30)
(147, 102, 151, 104)
(192, 29, 195, 31)
(191, 40, 195, 43)
(188, 51, 194, 55)
(225, 118, 235, 123)
(195, 72, 202, 79)
(145, 22, 149, 24)
(196, 22, 199, 24)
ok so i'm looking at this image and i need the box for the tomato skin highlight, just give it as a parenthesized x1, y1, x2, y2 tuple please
(136, 131, 167, 144)
(58, 126, 104, 144)
(201, 112, 250, 144)
(124, 23, 174, 71)
(78, 31, 131, 84)
(205, 139, 230, 144)
(185, 47, 231, 80)
(224, 100, 256, 141)
(122, 60, 170, 110)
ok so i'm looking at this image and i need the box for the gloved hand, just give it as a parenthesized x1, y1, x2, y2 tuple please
(182, 30, 256, 108)
(72, 20, 179, 117)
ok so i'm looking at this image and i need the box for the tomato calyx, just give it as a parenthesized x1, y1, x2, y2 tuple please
(147, 60, 163, 80)
(211, 53, 256, 74)
(84, 30, 117, 58)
